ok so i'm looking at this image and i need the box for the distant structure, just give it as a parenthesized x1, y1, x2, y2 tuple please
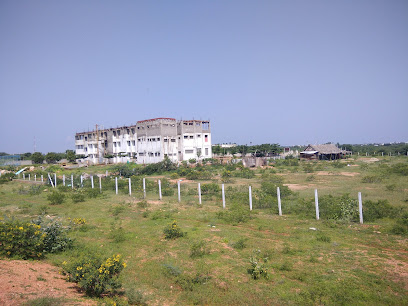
(300, 144, 348, 160)
(75, 118, 212, 164)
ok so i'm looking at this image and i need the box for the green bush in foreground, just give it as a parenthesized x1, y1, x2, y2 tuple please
(63, 254, 126, 297)
(0, 219, 45, 259)
(248, 249, 269, 280)
(163, 220, 186, 239)
(47, 191, 66, 205)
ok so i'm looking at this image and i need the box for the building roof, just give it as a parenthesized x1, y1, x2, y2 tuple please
(304, 144, 342, 154)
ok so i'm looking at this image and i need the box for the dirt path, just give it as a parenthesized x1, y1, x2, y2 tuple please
(0, 259, 94, 305)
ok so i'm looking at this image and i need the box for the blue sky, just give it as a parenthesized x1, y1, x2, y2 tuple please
(1, 0, 407, 153)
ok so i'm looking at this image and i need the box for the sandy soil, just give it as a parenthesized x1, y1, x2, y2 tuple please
(0, 259, 94, 305)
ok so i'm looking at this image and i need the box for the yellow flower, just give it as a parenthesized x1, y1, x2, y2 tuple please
(18, 227, 23, 230)
(123, 262, 127, 268)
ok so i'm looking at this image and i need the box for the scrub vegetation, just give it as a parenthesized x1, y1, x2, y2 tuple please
(0, 155, 407, 305)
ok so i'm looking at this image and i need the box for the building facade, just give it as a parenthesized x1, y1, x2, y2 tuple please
(74, 118, 212, 164)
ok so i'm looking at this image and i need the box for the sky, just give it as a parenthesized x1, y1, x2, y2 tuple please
(1, 0, 407, 154)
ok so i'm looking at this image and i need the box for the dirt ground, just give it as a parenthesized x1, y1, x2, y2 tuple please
(0, 259, 94, 305)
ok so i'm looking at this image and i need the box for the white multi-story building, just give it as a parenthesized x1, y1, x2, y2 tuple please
(74, 118, 212, 164)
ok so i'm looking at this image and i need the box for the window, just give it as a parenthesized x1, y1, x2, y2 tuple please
(114, 142, 117, 147)
(189, 122, 193, 126)
(184, 135, 188, 139)
(127, 141, 131, 146)
(205, 135, 208, 142)
(132, 140, 135, 146)
(164, 138, 168, 142)
(202, 122, 209, 130)
(185, 149, 194, 154)
(85, 137, 87, 141)
(113, 131, 117, 136)
(139, 153, 144, 156)
(197, 134, 201, 138)
(189, 136, 194, 139)
(171, 139, 176, 142)
(157, 137, 160, 141)
(117, 130, 121, 136)
(196, 122, 200, 126)
(131, 128, 135, 134)
(205, 148, 209, 155)
(127, 129, 130, 134)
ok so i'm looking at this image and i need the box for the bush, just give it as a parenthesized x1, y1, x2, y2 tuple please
(361, 175, 383, 183)
(85, 188, 101, 198)
(126, 287, 147, 305)
(47, 191, 65, 205)
(201, 183, 220, 194)
(363, 200, 395, 222)
(71, 192, 86, 203)
(163, 220, 186, 239)
(0, 219, 45, 259)
(391, 212, 408, 235)
(32, 215, 73, 253)
(63, 254, 126, 297)
(217, 202, 251, 224)
(190, 240, 209, 258)
(231, 238, 247, 250)
(248, 249, 269, 279)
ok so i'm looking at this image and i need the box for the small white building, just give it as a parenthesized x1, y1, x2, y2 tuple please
(75, 118, 212, 165)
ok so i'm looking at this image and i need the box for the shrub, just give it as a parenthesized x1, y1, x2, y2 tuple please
(85, 188, 101, 198)
(248, 249, 269, 279)
(201, 183, 220, 194)
(190, 240, 209, 258)
(391, 212, 408, 235)
(163, 220, 186, 239)
(109, 225, 127, 243)
(63, 254, 126, 297)
(137, 200, 148, 208)
(71, 192, 85, 203)
(363, 200, 395, 222)
(217, 202, 251, 224)
(32, 215, 73, 253)
(0, 219, 45, 259)
(47, 191, 65, 205)
(361, 175, 383, 183)
(126, 287, 147, 305)
(231, 238, 247, 250)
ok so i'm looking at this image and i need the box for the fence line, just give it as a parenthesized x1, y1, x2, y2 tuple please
(14, 172, 367, 223)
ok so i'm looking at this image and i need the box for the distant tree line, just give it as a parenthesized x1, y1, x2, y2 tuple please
(212, 144, 282, 157)
(0, 150, 77, 164)
(339, 143, 408, 155)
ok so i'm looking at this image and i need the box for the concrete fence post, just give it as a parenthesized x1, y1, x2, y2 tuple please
(143, 178, 146, 199)
(222, 184, 226, 209)
(99, 176, 102, 192)
(358, 192, 363, 224)
(198, 183, 202, 205)
(91, 176, 94, 189)
(34, 175, 36, 182)
(54, 173, 57, 187)
(41, 175, 43, 183)
(115, 177, 118, 195)
(80, 175, 83, 187)
(106, 170, 108, 177)
(71, 175, 74, 189)
(249, 186, 253, 211)
(129, 178, 131, 196)
(63, 174, 65, 186)
(277, 187, 282, 216)
(28, 174, 30, 181)
(48, 173, 54, 188)
(158, 180, 162, 200)
(23, 173, 25, 180)
(177, 180, 181, 203)
(315, 189, 320, 220)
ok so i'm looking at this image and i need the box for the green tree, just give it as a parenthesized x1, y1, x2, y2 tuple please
(66, 150, 76, 162)
(45, 152, 60, 164)
(31, 152, 44, 164)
